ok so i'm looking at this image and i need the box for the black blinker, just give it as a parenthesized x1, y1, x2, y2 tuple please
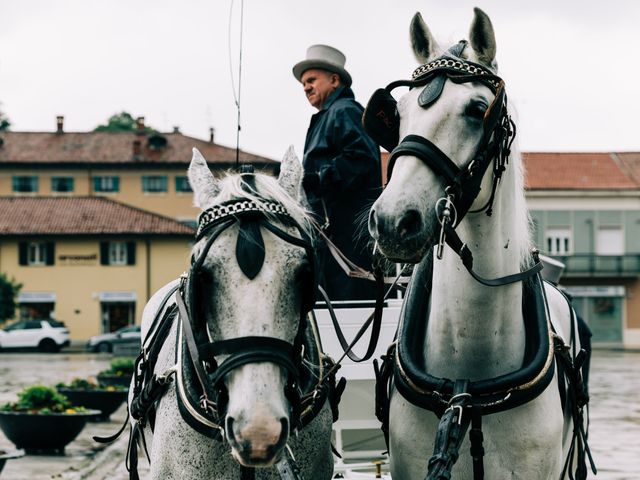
(418, 74, 446, 108)
(363, 88, 400, 152)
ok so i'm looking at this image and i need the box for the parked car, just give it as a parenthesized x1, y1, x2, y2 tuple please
(86, 325, 141, 353)
(0, 319, 70, 353)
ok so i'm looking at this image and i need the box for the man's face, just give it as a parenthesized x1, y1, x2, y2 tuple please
(301, 69, 340, 110)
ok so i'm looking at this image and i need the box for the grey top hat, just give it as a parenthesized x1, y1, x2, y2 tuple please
(292, 44, 352, 87)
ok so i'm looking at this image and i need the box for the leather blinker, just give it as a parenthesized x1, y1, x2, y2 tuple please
(362, 87, 400, 153)
(418, 74, 446, 108)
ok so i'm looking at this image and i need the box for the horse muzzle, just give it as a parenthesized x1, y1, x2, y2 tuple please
(369, 204, 435, 263)
(225, 415, 289, 467)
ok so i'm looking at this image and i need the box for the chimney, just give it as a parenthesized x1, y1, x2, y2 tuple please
(136, 116, 145, 135)
(209, 127, 215, 143)
(173, 125, 180, 134)
(132, 140, 142, 159)
(56, 115, 64, 134)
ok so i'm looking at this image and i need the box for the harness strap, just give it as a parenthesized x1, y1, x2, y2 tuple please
(426, 380, 472, 480)
(175, 279, 215, 409)
(316, 271, 385, 363)
(469, 404, 484, 480)
(443, 224, 543, 287)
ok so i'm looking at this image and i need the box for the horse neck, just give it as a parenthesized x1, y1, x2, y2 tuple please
(426, 164, 528, 380)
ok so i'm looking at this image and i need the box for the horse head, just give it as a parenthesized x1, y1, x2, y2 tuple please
(368, 8, 511, 263)
(186, 146, 315, 467)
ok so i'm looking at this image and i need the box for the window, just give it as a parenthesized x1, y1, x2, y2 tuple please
(93, 176, 120, 193)
(142, 176, 168, 193)
(596, 227, 624, 255)
(18, 241, 55, 266)
(51, 176, 74, 193)
(109, 242, 128, 265)
(100, 241, 136, 265)
(175, 176, 192, 193)
(12, 176, 38, 193)
(545, 228, 571, 255)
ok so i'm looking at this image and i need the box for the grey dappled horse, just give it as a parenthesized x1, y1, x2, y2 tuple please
(128, 147, 334, 480)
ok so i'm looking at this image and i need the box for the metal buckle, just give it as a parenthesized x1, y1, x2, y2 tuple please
(275, 445, 303, 480)
(435, 194, 457, 259)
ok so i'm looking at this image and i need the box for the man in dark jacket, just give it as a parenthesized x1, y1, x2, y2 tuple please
(293, 44, 382, 301)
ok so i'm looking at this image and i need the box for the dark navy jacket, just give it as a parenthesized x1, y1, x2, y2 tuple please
(303, 85, 381, 300)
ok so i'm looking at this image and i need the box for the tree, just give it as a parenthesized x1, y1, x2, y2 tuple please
(93, 111, 157, 133)
(0, 273, 22, 324)
(0, 103, 10, 131)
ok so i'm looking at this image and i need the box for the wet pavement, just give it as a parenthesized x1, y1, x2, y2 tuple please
(0, 349, 637, 479)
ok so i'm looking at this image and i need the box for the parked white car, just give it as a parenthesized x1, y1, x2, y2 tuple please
(0, 319, 70, 352)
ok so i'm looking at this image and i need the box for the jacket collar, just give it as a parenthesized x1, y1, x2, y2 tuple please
(320, 85, 354, 111)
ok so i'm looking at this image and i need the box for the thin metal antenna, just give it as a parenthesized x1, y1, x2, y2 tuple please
(228, 0, 245, 170)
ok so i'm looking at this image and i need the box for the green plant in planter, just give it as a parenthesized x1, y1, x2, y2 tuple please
(100, 357, 135, 377)
(56, 377, 127, 392)
(0, 385, 99, 453)
(1, 385, 86, 414)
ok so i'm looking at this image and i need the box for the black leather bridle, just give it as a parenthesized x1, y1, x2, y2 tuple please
(176, 192, 318, 432)
(364, 40, 541, 287)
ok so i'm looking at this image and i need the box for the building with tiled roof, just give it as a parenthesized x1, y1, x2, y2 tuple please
(0, 117, 278, 224)
(0, 117, 278, 343)
(0, 196, 194, 341)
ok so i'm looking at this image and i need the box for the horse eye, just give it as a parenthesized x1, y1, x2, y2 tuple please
(198, 269, 214, 285)
(465, 100, 488, 120)
(294, 260, 312, 286)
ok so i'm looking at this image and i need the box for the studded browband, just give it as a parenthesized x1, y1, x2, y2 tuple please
(196, 200, 291, 240)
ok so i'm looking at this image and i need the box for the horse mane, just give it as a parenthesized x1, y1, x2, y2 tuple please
(213, 171, 316, 239)
(503, 115, 534, 269)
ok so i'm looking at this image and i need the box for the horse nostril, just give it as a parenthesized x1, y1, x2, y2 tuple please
(368, 209, 379, 236)
(225, 416, 236, 441)
(396, 210, 422, 238)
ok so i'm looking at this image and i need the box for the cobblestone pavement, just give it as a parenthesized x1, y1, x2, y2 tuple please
(0, 350, 638, 479)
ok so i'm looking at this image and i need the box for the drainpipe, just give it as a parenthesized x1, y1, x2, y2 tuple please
(146, 238, 151, 301)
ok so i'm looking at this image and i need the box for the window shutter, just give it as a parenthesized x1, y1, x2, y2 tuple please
(126, 242, 136, 265)
(100, 242, 109, 265)
(113, 177, 120, 192)
(18, 242, 28, 265)
(45, 242, 55, 265)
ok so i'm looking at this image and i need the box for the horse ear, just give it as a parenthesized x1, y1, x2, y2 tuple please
(469, 7, 497, 68)
(277, 145, 303, 201)
(188, 148, 220, 209)
(410, 12, 439, 63)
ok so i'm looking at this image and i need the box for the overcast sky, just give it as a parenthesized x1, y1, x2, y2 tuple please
(2, 0, 639, 161)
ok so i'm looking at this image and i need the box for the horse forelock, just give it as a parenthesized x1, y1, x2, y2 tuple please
(212, 171, 315, 240)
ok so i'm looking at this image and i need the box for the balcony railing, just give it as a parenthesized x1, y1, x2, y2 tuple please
(551, 254, 640, 277)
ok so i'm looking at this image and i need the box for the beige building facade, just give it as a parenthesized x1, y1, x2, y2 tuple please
(0, 119, 277, 341)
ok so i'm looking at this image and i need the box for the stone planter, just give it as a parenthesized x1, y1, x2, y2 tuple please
(57, 388, 127, 421)
(0, 410, 100, 454)
(96, 373, 132, 389)
(0, 449, 24, 475)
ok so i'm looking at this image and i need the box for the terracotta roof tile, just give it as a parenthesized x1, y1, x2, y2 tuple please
(0, 197, 195, 236)
(0, 132, 276, 166)
(522, 152, 637, 190)
(381, 151, 640, 190)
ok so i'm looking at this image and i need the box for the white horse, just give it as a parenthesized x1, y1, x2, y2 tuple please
(367, 8, 591, 480)
(127, 147, 334, 479)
